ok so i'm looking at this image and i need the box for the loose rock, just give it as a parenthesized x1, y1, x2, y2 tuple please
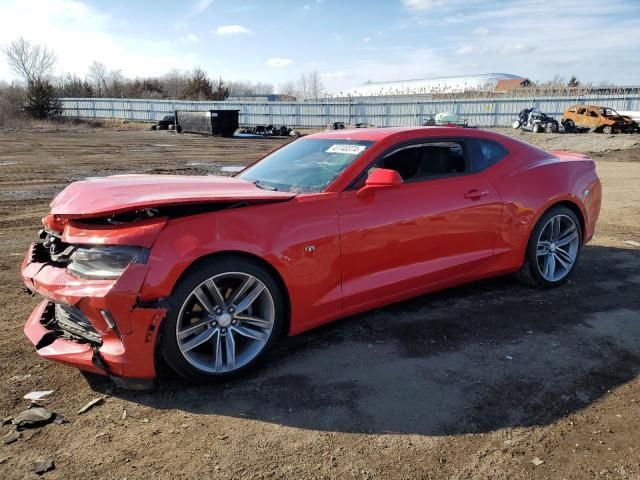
(31, 459, 55, 475)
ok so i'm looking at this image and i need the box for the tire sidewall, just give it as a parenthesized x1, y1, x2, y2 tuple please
(524, 206, 583, 287)
(160, 257, 285, 381)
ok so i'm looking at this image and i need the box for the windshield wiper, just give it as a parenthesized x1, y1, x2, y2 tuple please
(252, 180, 278, 191)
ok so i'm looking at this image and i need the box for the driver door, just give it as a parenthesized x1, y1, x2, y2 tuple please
(337, 139, 503, 311)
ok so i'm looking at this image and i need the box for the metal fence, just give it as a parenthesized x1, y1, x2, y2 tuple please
(59, 94, 640, 128)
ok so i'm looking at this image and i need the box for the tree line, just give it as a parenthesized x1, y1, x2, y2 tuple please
(1, 37, 326, 121)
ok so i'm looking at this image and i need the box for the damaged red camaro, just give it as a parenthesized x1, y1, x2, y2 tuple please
(21, 127, 602, 386)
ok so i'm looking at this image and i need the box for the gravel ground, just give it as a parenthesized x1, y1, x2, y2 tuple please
(0, 126, 639, 479)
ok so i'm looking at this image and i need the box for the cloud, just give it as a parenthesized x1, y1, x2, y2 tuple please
(362, 37, 371, 43)
(455, 45, 476, 55)
(500, 43, 536, 55)
(266, 57, 293, 67)
(194, 0, 214, 13)
(472, 26, 489, 35)
(0, 0, 200, 81)
(401, 0, 443, 11)
(215, 25, 252, 35)
(180, 33, 198, 43)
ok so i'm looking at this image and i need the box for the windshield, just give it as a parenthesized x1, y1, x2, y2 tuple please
(238, 138, 374, 193)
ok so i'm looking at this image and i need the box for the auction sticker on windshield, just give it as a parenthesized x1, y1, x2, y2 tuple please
(326, 144, 367, 155)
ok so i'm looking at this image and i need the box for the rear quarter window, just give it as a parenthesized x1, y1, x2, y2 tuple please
(468, 139, 509, 171)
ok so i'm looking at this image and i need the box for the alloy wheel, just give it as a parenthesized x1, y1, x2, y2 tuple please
(536, 214, 580, 282)
(175, 272, 275, 374)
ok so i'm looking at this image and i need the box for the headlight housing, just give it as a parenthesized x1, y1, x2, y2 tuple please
(67, 246, 149, 280)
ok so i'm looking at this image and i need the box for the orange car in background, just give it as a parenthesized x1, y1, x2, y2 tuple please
(562, 105, 639, 134)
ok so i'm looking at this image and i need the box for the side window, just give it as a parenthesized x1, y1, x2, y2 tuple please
(469, 139, 508, 171)
(380, 141, 468, 182)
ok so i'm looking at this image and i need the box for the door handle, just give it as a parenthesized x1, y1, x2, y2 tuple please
(464, 189, 490, 199)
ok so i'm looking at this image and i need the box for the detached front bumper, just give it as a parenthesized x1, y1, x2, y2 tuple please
(21, 243, 166, 385)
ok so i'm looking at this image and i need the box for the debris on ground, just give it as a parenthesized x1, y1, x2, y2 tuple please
(624, 240, 640, 247)
(0, 456, 9, 464)
(52, 414, 66, 425)
(31, 459, 55, 475)
(532, 457, 545, 466)
(1, 416, 12, 426)
(10, 374, 32, 382)
(23, 390, 54, 401)
(3, 430, 20, 444)
(12, 406, 54, 430)
(77, 395, 108, 415)
(121, 410, 127, 420)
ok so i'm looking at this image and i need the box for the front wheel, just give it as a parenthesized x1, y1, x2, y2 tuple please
(602, 125, 613, 135)
(517, 206, 582, 288)
(160, 257, 285, 381)
(563, 120, 575, 133)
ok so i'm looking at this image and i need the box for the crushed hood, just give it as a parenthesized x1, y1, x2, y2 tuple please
(50, 174, 296, 218)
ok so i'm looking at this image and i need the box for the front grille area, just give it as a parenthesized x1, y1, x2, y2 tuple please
(31, 230, 75, 266)
(54, 303, 102, 345)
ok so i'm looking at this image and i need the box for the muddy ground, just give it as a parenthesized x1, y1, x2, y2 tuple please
(0, 125, 639, 479)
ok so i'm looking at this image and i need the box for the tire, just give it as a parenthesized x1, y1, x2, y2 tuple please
(512, 120, 521, 129)
(563, 120, 575, 133)
(532, 123, 543, 133)
(602, 125, 612, 135)
(160, 257, 285, 382)
(516, 206, 582, 288)
(545, 123, 558, 134)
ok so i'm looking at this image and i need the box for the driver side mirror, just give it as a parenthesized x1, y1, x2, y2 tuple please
(356, 168, 403, 197)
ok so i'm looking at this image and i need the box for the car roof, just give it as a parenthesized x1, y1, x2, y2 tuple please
(305, 126, 480, 142)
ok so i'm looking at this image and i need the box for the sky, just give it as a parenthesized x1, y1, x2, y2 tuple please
(0, 0, 639, 94)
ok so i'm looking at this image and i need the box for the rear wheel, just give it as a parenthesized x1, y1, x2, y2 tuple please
(160, 257, 285, 381)
(602, 125, 613, 134)
(517, 206, 582, 288)
(532, 123, 543, 133)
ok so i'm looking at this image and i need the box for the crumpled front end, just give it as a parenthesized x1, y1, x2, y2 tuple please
(21, 220, 167, 387)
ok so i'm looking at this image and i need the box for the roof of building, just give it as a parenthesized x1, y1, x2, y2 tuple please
(494, 78, 530, 91)
(338, 73, 524, 97)
(337, 73, 523, 97)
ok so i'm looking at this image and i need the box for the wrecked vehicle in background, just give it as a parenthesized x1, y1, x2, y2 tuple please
(562, 105, 638, 134)
(512, 108, 559, 133)
(423, 112, 468, 127)
(150, 115, 175, 131)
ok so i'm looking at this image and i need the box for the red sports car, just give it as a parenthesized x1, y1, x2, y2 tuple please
(21, 127, 601, 387)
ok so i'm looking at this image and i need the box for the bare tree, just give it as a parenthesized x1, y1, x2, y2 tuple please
(297, 71, 325, 100)
(2, 37, 56, 84)
(297, 73, 309, 99)
(278, 81, 298, 98)
(162, 68, 188, 98)
(306, 71, 325, 100)
(227, 80, 274, 97)
(87, 61, 109, 95)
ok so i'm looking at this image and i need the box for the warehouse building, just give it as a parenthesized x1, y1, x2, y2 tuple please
(340, 73, 526, 97)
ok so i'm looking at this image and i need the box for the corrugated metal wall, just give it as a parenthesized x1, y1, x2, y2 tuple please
(59, 95, 640, 128)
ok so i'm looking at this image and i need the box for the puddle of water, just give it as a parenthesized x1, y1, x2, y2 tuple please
(220, 166, 245, 173)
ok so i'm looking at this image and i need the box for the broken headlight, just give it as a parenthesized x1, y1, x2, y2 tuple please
(67, 246, 149, 280)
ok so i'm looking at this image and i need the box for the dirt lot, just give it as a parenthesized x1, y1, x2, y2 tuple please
(0, 125, 639, 479)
